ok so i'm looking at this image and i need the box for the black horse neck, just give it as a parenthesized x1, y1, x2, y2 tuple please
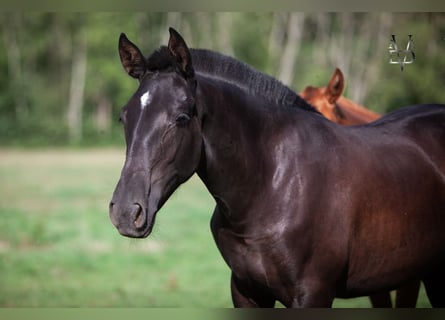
(194, 74, 321, 228)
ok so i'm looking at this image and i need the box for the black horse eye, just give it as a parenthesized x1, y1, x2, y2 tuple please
(118, 110, 127, 124)
(175, 113, 191, 126)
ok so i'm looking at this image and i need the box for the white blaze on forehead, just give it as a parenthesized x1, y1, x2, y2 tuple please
(140, 90, 152, 110)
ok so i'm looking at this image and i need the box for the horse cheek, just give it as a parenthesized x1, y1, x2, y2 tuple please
(175, 124, 201, 180)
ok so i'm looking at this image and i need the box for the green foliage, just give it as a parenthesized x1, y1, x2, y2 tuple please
(231, 13, 273, 71)
(0, 13, 444, 146)
(366, 15, 445, 113)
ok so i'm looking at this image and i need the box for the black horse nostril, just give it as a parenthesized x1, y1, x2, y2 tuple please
(133, 204, 146, 229)
(109, 201, 120, 227)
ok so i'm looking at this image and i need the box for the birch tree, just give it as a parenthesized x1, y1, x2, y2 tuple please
(67, 22, 87, 143)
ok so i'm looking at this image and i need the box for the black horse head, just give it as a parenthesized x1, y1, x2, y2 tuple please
(109, 28, 202, 238)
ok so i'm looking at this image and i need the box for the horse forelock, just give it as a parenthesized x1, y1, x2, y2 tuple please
(146, 46, 175, 73)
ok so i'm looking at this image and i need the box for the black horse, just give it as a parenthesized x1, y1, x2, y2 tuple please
(110, 28, 445, 307)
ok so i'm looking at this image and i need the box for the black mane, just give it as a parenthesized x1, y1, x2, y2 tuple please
(146, 46, 318, 114)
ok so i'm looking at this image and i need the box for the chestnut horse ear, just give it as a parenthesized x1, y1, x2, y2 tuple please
(167, 27, 195, 79)
(118, 33, 147, 80)
(326, 68, 345, 104)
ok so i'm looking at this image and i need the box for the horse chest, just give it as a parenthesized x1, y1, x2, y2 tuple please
(215, 228, 278, 287)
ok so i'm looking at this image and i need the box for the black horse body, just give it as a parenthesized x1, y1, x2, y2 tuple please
(199, 80, 445, 306)
(110, 28, 445, 307)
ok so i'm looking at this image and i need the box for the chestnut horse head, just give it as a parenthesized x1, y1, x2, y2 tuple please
(300, 68, 380, 125)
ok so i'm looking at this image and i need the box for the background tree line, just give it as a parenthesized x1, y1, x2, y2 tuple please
(0, 12, 444, 146)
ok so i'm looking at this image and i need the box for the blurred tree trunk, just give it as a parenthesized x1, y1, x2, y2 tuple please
(95, 95, 112, 134)
(194, 12, 213, 48)
(216, 13, 234, 55)
(312, 13, 330, 68)
(276, 12, 305, 86)
(328, 13, 353, 79)
(327, 13, 392, 106)
(1, 13, 28, 121)
(349, 13, 392, 104)
(67, 28, 87, 143)
(426, 13, 442, 56)
(163, 12, 182, 44)
(267, 12, 287, 75)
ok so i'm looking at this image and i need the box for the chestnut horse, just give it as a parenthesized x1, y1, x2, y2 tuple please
(300, 68, 421, 307)
(110, 28, 445, 307)
(300, 68, 380, 125)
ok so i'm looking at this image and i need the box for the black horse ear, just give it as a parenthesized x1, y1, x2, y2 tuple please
(167, 27, 194, 79)
(118, 33, 147, 80)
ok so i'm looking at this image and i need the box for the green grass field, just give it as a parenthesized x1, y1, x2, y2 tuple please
(0, 149, 431, 307)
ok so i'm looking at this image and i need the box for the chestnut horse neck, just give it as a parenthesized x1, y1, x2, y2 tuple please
(300, 68, 380, 125)
(335, 95, 380, 125)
